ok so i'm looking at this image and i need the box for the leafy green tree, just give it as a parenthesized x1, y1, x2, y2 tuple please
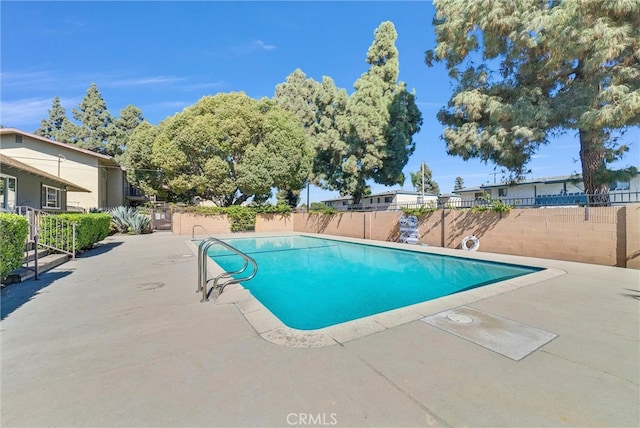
(274, 70, 350, 189)
(72, 83, 113, 154)
(129, 92, 312, 206)
(410, 161, 440, 195)
(426, 0, 640, 196)
(120, 121, 163, 198)
(34, 96, 78, 144)
(453, 176, 464, 193)
(274, 69, 320, 135)
(273, 69, 322, 200)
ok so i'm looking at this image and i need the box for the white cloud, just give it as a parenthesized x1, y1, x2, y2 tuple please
(228, 39, 277, 57)
(253, 39, 276, 51)
(0, 70, 57, 91)
(105, 76, 188, 87)
(0, 97, 52, 129)
(0, 96, 81, 130)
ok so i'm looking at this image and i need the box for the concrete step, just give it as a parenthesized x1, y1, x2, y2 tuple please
(1, 253, 71, 286)
(23, 248, 51, 263)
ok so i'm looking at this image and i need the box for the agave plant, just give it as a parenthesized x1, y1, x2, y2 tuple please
(129, 212, 151, 234)
(108, 206, 132, 233)
(107, 206, 151, 234)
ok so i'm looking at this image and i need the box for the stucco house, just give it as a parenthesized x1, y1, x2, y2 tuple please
(322, 190, 439, 211)
(0, 154, 91, 211)
(0, 128, 126, 211)
(456, 172, 640, 207)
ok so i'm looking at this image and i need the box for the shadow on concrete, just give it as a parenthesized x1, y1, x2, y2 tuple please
(1, 270, 73, 320)
(76, 241, 123, 258)
(621, 288, 640, 300)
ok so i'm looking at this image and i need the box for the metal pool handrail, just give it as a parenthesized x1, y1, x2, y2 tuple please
(197, 237, 258, 302)
(192, 224, 212, 239)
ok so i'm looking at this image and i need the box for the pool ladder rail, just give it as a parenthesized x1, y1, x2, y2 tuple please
(197, 237, 258, 302)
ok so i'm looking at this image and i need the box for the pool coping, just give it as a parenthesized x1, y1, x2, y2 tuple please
(189, 233, 566, 348)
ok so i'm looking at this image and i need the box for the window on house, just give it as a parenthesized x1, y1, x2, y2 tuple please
(342, 201, 347, 206)
(384, 196, 392, 203)
(43, 185, 61, 209)
(1, 174, 17, 210)
(474, 192, 484, 199)
(498, 188, 508, 197)
(609, 181, 630, 191)
(15, 135, 23, 144)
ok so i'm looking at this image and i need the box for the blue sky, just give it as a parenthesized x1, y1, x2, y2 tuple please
(2, 1, 638, 203)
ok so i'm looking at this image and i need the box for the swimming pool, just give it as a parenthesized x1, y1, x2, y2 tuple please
(205, 235, 542, 330)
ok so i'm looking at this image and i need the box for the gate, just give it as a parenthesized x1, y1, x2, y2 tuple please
(151, 203, 172, 230)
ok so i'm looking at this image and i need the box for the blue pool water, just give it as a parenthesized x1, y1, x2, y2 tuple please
(205, 235, 541, 330)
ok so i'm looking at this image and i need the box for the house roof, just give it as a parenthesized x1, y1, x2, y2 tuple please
(322, 189, 437, 203)
(0, 154, 91, 192)
(458, 169, 639, 193)
(0, 128, 120, 167)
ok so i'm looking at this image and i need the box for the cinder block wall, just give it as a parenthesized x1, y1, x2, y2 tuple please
(293, 212, 369, 239)
(172, 205, 640, 268)
(172, 212, 231, 236)
(443, 207, 624, 266)
(255, 214, 293, 232)
(625, 204, 640, 269)
(292, 205, 640, 268)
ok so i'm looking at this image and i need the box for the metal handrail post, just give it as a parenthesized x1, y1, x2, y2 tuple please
(197, 237, 258, 302)
(34, 235, 39, 280)
(196, 239, 210, 293)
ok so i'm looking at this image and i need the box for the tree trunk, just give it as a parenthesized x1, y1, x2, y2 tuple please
(579, 129, 609, 205)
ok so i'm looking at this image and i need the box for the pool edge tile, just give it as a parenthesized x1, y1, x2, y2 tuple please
(192, 236, 568, 348)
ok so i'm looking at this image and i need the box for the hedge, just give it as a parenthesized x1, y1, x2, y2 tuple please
(40, 213, 111, 252)
(0, 213, 29, 280)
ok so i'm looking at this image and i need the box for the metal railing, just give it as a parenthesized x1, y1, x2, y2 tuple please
(334, 190, 640, 212)
(197, 236, 258, 302)
(16, 206, 77, 259)
(192, 224, 212, 239)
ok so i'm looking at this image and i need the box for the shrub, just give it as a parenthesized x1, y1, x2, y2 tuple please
(401, 206, 437, 216)
(470, 192, 514, 213)
(0, 213, 29, 280)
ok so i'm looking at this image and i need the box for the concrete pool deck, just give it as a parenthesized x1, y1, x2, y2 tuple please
(1, 231, 638, 427)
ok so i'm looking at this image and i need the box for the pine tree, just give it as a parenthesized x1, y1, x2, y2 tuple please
(453, 176, 464, 193)
(410, 162, 440, 195)
(335, 21, 422, 203)
(426, 0, 639, 197)
(72, 83, 113, 154)
(109, 105, 144, 159)
(34, 97, 77, 144)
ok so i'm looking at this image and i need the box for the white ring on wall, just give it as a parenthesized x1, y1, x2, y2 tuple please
(461, 235, 480, 252)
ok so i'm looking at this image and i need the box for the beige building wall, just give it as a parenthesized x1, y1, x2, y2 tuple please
(0, 130, 123, 210)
